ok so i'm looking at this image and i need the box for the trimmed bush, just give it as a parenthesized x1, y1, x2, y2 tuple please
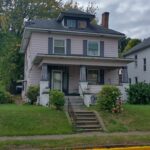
(97, 85, 121, 112)
(126, 82, 150, 104)
(0, 89, 12, 104)
(49, 90, 65, 110)
(27, 86, 39, 105)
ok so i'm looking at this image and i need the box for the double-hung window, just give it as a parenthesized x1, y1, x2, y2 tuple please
(54, 39, 65, 54)
(67, 19, 76, 28)
(87, 69, 99, 85)
(87, 41, 99, 56)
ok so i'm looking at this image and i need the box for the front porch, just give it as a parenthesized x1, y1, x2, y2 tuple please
(34, 54, 132, 106)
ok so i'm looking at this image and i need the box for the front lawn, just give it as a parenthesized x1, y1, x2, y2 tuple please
(92, 104, 150, 132)
(0, 104, 72, 136)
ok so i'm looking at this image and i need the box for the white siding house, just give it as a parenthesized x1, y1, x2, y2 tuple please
(124, 37, 150, 84)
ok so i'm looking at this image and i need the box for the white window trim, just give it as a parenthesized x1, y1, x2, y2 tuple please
(87, 40, 100, 56)
(53, 38, 66, 55)
(51, 70, 63, 91)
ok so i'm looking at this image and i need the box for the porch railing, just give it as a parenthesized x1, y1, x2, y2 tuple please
(68, 98, 76, 123)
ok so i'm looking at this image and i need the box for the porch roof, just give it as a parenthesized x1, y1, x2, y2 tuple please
(33, 54, 133, 67)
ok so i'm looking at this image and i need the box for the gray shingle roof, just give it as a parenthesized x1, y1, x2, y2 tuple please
(57, 9, 95, 21)
(124, 37, 150, 56)
(62, 8, 94, 16)
(25, 19, 124, 36)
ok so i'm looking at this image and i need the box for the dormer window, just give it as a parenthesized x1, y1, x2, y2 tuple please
(78, 20, 87, 29)
(67, 19, 76, 28)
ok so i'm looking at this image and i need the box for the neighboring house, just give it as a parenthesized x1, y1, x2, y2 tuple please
(124, 37, 150, 84)
(21, 9, 132, 106)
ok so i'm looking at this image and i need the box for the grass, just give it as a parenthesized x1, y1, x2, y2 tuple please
(0, 135, 150, 149)
(91, 104, 150, 132)
(0, 104, 72, 136)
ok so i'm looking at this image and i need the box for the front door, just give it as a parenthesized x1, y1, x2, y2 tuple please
(52, 70, 62, 91)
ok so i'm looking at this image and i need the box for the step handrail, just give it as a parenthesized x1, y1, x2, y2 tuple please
(68, 98, 76, 122)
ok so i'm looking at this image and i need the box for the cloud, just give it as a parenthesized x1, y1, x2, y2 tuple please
(63, 0, 150, 39)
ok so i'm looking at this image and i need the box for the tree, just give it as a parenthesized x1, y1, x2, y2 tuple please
(124, 39, 141, 52)
(1, 0, 62, 35)
(0, 32, 24, 92)
(119, 37, 131, 53)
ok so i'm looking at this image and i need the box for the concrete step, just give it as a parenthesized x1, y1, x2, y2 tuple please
(76, 128, 102, 132)
(75, 113, 96, 117)
(75, 111, 95, 114)
(75, 116, 97, 120)
(76, 120, 99, 125)
(70, 102, 84, 105)
(76, 124, 101, 128)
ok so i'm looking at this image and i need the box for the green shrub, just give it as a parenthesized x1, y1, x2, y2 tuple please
(97, 85, 121, 112)
(49, 90, 65, 110)
(0, 89, 13, 104)
(126, 82, 150, 104)
(27, 86, 39, 105)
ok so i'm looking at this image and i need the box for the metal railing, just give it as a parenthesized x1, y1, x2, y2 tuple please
(68, 98, 76, 122)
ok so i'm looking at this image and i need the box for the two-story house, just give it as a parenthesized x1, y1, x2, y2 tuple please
(21, 9, 132, 106)
(124, 37, 150, 84)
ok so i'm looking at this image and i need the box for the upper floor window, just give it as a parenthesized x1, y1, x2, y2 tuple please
(78, 20, 87, 29)
(135, 55, 138, 67)
(87, 41, 100, 56)
(67, 19, 76, 28)
(143, 58, 146, 71)
(54, 39, 65, 54)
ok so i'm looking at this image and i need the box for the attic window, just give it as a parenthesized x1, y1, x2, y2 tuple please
(67, 19, 76, 28)
(78, 20, 87, 29)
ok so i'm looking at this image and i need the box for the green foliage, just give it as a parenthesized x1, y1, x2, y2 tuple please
(97, 85, 121, 112)
(0, 32, 24, 92)
(119, 37, 131, 56)
(126, 82, 150, 104)
(124, 39, 141, 52)
(27, 86, 39, 105)
(0, 88, 12, 104)
(49, 90, 65, 110)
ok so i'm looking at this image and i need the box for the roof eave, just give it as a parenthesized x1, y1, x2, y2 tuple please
(124, 45, 150, 57)
(57, 12, 95, 22)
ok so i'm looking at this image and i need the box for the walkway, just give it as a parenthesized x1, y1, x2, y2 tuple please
(0, 131, 150, 141)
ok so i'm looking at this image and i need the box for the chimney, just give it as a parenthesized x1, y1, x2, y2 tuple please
(101, 12, 109, 28)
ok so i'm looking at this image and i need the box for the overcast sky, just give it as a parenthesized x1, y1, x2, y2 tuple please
(63, 0, 150, 39)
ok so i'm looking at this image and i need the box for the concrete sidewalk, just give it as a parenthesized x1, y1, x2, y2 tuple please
(0, 131, 150, 141)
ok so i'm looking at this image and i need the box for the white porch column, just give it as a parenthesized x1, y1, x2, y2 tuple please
(40, 64, 49, 106)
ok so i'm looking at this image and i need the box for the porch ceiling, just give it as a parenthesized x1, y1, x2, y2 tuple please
(33, 54, 133, 68)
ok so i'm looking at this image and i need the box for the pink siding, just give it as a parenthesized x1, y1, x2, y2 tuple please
(24, 32, 119, 94)
(50, 34, 118, 57)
